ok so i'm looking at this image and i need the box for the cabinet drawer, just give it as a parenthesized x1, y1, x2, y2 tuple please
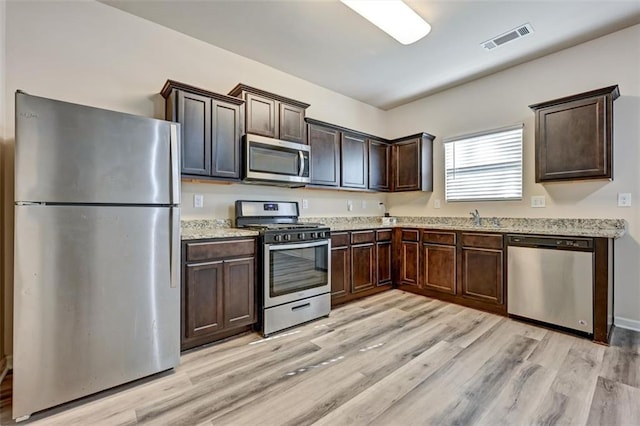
(401, 229, 420, 242)
(331, 232, 350, 247)
(461, 233, 503, 250)
(423, 231, 456, 245)
(186, 239, 255, 262)
(351, 230, 375, 244)
(376, 229, 392, 242)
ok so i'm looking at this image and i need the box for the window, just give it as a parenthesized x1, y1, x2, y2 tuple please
(444, 124, 523, 202)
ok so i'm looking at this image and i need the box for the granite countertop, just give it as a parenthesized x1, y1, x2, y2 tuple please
(181, 216, 627, 240)
(181, 219, 259, 240)
(301, 216, 627, 239)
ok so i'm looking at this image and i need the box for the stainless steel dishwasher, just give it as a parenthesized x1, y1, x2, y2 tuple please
(507, 235, 594, 334)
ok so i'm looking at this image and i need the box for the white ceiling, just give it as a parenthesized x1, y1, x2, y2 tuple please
(101, 0, 640, 110)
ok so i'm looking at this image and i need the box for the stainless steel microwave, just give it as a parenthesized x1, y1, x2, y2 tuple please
(243, 134, 310, 186)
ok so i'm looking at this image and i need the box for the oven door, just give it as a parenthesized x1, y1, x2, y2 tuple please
(264, 239, 331, 308)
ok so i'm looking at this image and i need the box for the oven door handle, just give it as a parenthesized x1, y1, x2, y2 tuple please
(265, 239, 330, 251)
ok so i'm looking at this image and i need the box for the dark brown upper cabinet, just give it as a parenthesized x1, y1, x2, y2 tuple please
(529, 85, 619, 182)
(341, 132, 368, 189)
(308, 122, 341, 187)
(228, 83, 310, 144)
(391, 133, 434, 192)
(368, 140, 391, 191)
(162, 80, 244, 181)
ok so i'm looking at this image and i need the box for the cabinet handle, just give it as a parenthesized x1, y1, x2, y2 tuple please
(292, 303, 311, 311)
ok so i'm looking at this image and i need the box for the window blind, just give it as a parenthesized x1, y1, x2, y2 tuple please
(444, 124, 523, 202)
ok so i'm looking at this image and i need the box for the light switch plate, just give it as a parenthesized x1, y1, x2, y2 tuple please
(194, 194, 204, 208)
(302, 199, 309, 209)
(531, 195, 546, 208)
(434, 199, 442, 209)
(347, 200, 353, 211)
(618, 193, 632, 207)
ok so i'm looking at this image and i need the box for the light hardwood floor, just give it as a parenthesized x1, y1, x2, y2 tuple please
(1, 290, 639, 425)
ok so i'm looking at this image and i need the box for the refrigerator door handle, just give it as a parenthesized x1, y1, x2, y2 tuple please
(169, 123, 180, 205)
(170, 206, 180, 289)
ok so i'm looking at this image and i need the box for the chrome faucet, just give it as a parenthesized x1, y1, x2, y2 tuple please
(470, 209, 481, 226)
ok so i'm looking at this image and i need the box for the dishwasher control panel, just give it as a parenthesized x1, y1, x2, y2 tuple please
(507, 235, 593, 250)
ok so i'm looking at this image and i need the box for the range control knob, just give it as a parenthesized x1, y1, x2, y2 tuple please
(274, 235, 283, 242)
(283, 234, 292, 241)
(310, 232, 318, 239)
(318, 231, 325, 238)
(298, 233, 306, 240)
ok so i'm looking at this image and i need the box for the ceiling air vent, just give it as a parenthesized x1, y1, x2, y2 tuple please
(481, 23, 534, 51)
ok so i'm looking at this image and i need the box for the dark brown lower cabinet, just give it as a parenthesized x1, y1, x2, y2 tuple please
(461, 247, 503, 305)
(331, 243, 351, 299)
(330, 229, 392, 306)
(398, 229, 506, 315)
(185, 261, 224, 338)
(351, 243, 375, 292)
(182, 238, 257, 350)
(397, 229, 420, 287)
(376, 240, 392, 285)
(422, 244, 456, 295)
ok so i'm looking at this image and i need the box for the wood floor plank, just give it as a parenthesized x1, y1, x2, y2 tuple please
(600, 347, 640, 389)
(526, 329, 581, 371)
(312, 341, 464, 426)
(475, 360, 558, 425)
(586, 376, 640, 425)
(532, 346, 602, 425)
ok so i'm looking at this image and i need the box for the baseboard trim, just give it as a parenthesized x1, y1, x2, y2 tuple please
(614, 316, 640, 332)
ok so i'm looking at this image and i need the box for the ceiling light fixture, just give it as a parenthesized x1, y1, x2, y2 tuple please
(340, 0, 431, 45)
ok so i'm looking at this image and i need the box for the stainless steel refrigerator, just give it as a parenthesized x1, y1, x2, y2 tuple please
(13, 91, 181, 420)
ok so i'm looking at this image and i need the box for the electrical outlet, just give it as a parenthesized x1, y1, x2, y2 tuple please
(434, 199, 441, 209)
(618, 193, 632, 207)
(361, 200, 367, 209)
(347, 200, 353, 212)
(531, 195, 546, 208)
(302, 199, 309, 209)
(194, 194, 204, 208)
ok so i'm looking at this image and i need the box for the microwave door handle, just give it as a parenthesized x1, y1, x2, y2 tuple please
(298, 151, 305, 177)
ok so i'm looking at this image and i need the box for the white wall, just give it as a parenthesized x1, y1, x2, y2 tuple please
(386, 24, 640, 326)
(1, 0, 389, 357)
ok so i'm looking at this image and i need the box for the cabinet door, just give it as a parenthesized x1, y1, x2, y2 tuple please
(331, 246, 350, 299)
(536, 96, 610, 181)
(246, 92, 276, 138)
(308, 124, 341, 186)
(341, 133, 368, 189)
(422, 244, 456, 295)
(184, 261, 223, 339)
(461, 248, 503, 305)
(376, 241, 392, 285)
(223, 257, 256, 328)
(393, 138, 421, 191)
(178, 91, 211, 176)
(369, 140, 390, 191)
(279, 103, 306, 143)
(399, 241, 420, 286)
(211, 100, 241, 179)
(351, 243, 375, 293)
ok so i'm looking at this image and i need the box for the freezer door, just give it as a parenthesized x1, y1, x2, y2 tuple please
(15, 92, 180, 205)
(13, 205, 180, 419)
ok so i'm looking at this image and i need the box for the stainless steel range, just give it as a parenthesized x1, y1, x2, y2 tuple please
(235, 201, 331, 336)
